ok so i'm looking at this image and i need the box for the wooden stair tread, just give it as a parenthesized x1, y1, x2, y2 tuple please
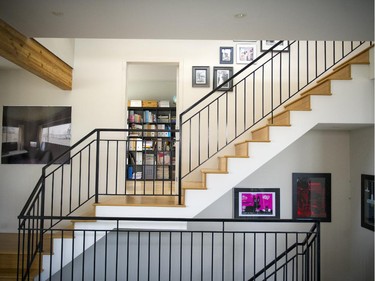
(70, 210, 96, 223)
(0, 234, 18, 254)
(182, 181, 206, 189)
(316, 64, 352, 83)
(0, 268, 38, 279)
(222, 155, 249, 159)
(300, 80, 332, 97)
(235, 140, 271, 145)
(201, 169, 228, 174)
(332, 45, 372, 71)
(268, 110, 289, 119)
(94, 196, 184, 207)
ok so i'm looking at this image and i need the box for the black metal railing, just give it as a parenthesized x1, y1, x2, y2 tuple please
(17, 128, 178, 266)
(178, 40, 371, 182)
(17, 40, 372, 280)
(18, 217, 320, 281)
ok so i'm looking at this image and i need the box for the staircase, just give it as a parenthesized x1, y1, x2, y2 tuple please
(13, 41, 374, 280)
(96, 45, 374, 218)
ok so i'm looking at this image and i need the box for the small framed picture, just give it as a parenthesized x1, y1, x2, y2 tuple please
(192, 66, 210, 87)
(213, 66, 233, 91)
(261, 40, 289, 52)
(292, 173, 331, 222)
(361, 174, 374, 231)
(219, 47, 233, 64)
(236, 43, 256, 64)
(233, 188, 280, 219)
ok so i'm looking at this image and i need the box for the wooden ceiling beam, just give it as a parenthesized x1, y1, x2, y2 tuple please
(0, 19, 72, 90)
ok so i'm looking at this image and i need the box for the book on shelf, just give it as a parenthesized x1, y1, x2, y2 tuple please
(157, 114, 171, 123)
(130, 124, 143, 136)
(129, 138, 142, 151)
(145, 154, 155, 165)
(158, 100, 170, 107)
(143, 140, 154, 150)
(128, 152, 143, 165)
(128, 111, 143, 123)
(144, 166, 155, 179)
(157, 152, 170, 165)
(143, 110, 156, 123)
(157, 167, 170, 179)
(134, 152, 143, 165)
(144, 124, 156, 137)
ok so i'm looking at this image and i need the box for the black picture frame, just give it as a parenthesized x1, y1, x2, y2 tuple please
(361, 174, 374, 231)
(261, 40, 289, 52)
(233, 188, 280, 219)
(192, 66, 210, 87)
(292, 173, 331, 222)
(213, 66, 233, 91)
(219, 47, 233, 64)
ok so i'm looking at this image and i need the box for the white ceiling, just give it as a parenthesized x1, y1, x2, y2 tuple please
(0, 0, 373, 41)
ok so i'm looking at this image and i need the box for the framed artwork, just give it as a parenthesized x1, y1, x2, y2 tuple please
(219, 47, 234, 64)
(361, 174, 374, 231)
(192, 66, 210, 87)
(2, 106, 71, 164)
(213, 66, 233, 91)
(292, 173, 331, 222)
(236, 43, 256, 64)
(233, 188, 280, 219)
(261, 40, 289, 52)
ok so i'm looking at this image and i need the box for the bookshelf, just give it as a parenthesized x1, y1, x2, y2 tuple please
(127, 106, 176, 181)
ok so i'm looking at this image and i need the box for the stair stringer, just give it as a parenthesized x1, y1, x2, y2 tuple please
(95, 64, 373, 219)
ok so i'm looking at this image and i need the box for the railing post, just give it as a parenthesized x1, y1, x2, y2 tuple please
(316, 221, 321, 281)
(39, 169, 46, 253)
(178, 120, 182, 205)
(17, 221, 21, 281)
(95, 130, 100, 204)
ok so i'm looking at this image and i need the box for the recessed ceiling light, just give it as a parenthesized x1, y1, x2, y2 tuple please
(234, 13, 246, 19)
(52, 11, 64, 16)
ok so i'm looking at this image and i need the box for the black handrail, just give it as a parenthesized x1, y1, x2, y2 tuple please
(248, 221, 320, 281)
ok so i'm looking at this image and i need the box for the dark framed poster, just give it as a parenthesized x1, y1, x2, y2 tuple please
(292, 173, 331, 222)
(233, 188, 280, 219)
(361, 174, 374, 231)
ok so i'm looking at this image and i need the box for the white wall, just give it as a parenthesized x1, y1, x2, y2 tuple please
(349, 126, 374, 281)
(0, 38, 265, 232)
(197, 127, 374, 281)
(35, 38, 75, 68)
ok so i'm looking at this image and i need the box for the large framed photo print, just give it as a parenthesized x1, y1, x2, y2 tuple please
(2, 106, 72, 164)
(234, 188, 280, 219)
(292, 173, 331, 222)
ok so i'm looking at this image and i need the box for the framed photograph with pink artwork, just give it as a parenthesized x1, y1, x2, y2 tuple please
(233, 188, 280, 219)
(292, 173, 331, 222)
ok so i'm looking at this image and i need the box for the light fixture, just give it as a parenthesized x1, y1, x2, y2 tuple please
(234, 13, 246, 19)
(51, 11, 64, 16)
